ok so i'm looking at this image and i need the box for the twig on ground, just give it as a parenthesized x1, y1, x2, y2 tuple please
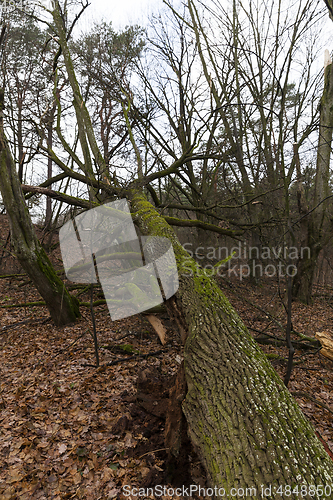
(292, 391, 333, 415)
(0, 300, 46, 309)
(81, 349, 166, 368)
(49, 329, 89, 360)
(0, 317, 51, 335)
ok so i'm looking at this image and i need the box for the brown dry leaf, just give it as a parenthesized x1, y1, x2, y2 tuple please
(12, 438, 30, 450)
(2, 486, 16, 499)
(1, 238, 333, 500)
(101, 467, 114, 482)
(117, 467, 127, 479)
(36, 441, 49, 449)
(73, 472, 82, 484)
(124, 432, 137, 448)
(47, 474, 58, 483)
(107, 487, 119, 499)
(63, 458, 75, 468)
(139, 466, 151, 478)
(69, 466, 78, 476)
(7, 468, 25, 483)
(145, 315, 167, 345)
(58, 443, 67, 455)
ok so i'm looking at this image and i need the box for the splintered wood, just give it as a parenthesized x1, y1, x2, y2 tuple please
(315, 331, 333, 361)
(145, 314, 167, 345)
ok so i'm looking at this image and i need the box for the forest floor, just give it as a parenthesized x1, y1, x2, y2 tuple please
(0, 229, 332, 499)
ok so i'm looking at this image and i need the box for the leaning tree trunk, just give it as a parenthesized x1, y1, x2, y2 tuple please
(0, 89, 80, 326)
(131, 192, 333, 499)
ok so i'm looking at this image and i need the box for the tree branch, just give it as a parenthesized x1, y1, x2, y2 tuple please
(163, 215, 242, 237)
(21, 185, 95, 209)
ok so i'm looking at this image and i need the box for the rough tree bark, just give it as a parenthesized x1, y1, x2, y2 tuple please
(11, 1, 332, 492)
(131, 192, 333, 499)
(44, 105, 55, 228)
(0, 88, 80, 326)
(292, 51, 333, 303)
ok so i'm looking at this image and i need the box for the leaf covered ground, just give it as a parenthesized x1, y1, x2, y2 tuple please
(0, 278, 191, 499)
(0, 229, 332, 499)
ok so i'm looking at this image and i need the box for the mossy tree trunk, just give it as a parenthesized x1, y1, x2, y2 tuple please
(131, 192, 333, 499)
(0, 89, 80, 326)
(51, 0, 112, 191)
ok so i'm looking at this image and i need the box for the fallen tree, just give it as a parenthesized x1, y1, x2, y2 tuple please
(131, 192, 333, 497)
(2, 2, 333, 495)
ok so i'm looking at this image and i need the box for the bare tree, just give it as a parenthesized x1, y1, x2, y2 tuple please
(16, 0, 332, 493)
(0, 86, 80, 325)
(120, 0, 328, 295)
(292, 50, 333, 302)
(1, 0, 333, 493)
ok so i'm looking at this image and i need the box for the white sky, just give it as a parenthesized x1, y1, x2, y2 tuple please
(77, 0, 166, 31)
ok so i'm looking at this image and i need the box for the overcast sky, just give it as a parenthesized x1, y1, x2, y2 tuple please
(77, 0, 166, 31)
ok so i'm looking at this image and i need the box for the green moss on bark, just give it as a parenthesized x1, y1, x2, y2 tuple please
(0, 96, 80, 326)
(130, 191, 333, 496)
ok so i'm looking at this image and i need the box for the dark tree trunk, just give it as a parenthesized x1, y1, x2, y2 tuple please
(131, 192, 333, 498)
(0, 89, 80, 326)
(291, 234, 321, 305)
(293, 55, 333, 303)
